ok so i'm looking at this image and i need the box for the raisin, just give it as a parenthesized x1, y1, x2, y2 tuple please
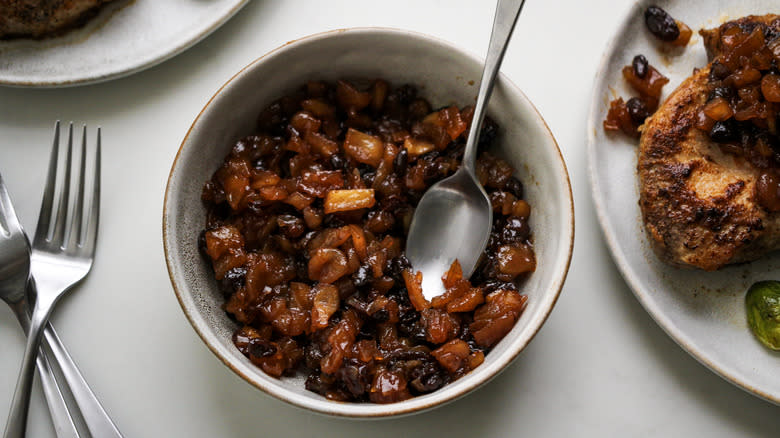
(386, 255, 412, 282)
(330, 154, 347, 170)
(644, 6, 680, 41)
(277, 215, 305, 239)
(361, 170, 376, 186)
(409, 361, 446, 393)
(501, 217, 531, 243)
(398, 304, 420, 325)
(323, 214, 346, 228)
(710, 121, 737, 143)
(478, 117, 498, 149)
(353, 264, 372, 288)
(248, 339, 277, 359)
(632, 54, 649, 78)
(393, 148, 409, 176)
(399, 318, 428, 343)
(371, 309, 390, 323)
(257, 101, 287, 135)
(709, 62, 730, 81)
(626, 97, 651, 125)
(481, 280, 519, 294)
(408, 98, 432, 120)
(337, 361, 368, 397)
(219, 267, 246, 295)
(393, 84, 417, 105)
(357, 321, 376, 340)
(304, 344, 324, 369)
(708, 86, 734, 101)
(505, 178, 523, 199)
(304, 373, 330, 395)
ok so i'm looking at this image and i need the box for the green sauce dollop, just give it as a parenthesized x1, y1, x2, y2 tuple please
(746, 281, 780, 351)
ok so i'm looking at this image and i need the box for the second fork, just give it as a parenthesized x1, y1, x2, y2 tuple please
(3, 122, 110, 438)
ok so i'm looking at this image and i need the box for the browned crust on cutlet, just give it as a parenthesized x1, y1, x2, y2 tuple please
(638, 65, 769, 271)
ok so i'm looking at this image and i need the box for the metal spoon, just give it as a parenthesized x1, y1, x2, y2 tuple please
(406, 0, 526, 299)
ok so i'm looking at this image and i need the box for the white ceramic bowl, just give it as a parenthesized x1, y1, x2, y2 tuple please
(163, 28, 574, 417)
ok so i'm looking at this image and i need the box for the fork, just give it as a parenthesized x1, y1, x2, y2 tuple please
(0, 173, 81, 437)
(3, 122, 115, 438)
(30, 128, 123, 438)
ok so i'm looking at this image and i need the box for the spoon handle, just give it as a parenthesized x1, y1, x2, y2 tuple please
(463, 0, 526, 173)
(36, 346, 82, 438)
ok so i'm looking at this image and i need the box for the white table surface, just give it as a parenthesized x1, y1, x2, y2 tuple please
(0, 1, 778, 436)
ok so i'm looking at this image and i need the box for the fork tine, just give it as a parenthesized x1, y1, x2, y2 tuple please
(49, 122, 73, 248)
(67, 125, 87, 250)
(81, 127, 100, 254)
(33, 121, 61, 245)
(0, 173, 21, 236)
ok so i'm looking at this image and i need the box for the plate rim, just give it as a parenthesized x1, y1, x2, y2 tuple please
(585, 0, 780, 406)
(0, 0, 250, 88)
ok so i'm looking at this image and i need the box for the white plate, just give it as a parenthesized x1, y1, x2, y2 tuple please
(588, 0, 780, 405)
(0, 0, 248, 87)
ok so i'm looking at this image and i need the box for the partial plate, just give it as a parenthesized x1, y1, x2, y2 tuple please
(0, 0, 248, 87)
(587, 0, 780, 405)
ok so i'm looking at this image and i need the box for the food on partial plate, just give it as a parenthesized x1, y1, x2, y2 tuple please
(745, 281, 780, 350)
(644, 5, 692, 47)
(603, 54, 670, 137)
(603, 4, 692, 137)
(639, 14, 780, 270)
(0, 0, 116, 39)
(199, 79, 536, 403)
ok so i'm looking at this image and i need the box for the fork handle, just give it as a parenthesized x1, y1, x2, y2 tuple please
(4, 298, 51, 438)
(14, 281, 123, 437)
(36, 347, 82, 438)
(42, 322, 124, 438)
(10, 301, 81, 438)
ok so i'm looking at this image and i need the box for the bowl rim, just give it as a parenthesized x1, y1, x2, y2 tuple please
(163, 26, 575, 417)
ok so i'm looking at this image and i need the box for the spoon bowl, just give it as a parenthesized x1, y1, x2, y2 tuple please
(406, 169, 492, 300)
(0, 173, 31, 315)
(406, 0, 525, 297)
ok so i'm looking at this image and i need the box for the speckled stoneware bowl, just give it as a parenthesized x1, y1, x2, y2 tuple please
(163, 28, 574, 417)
